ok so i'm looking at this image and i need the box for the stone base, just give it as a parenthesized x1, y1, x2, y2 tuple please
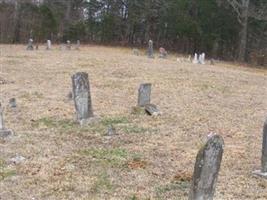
(0, 129, 13, 138)
(252, 170, 267, 179)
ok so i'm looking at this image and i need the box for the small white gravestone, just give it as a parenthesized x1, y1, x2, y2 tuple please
(46, 40, 52, 50)
(199, 53, 205, 64)
(193, 53, 198, 64)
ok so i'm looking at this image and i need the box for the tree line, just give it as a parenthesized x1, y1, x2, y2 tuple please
(0, 0, 266, 63)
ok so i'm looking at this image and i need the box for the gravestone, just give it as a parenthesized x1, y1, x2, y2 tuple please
(138, 83, 151, 107)
(189, 134, 224, 200)
(26, 38, 34, 50)
(0, 104, 13, 138)
(67, 40, 71, 50)
(76, 40, 80, 50)
(133, 48, 140, 56)
(145, 104, 161, 116)
(72, 72, 93, 125)
(159, 47, 167, 58)
(193, 53, 198, 64)
(46, 40, 52, 50)
(9, 98, 16, 108)
(107, 125, 116, 136)
(253, 117, 267, 178)
(199, 53, 205, 64)
(148, 40, 154, 58)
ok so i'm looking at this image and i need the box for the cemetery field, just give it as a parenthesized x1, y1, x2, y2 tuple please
(1, 44, 267, 200)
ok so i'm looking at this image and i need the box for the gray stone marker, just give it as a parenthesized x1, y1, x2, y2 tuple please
(138, 83, 151, 107)
(253, 117, 267, 179)
(67, 40, 71, 50)
(199, 53, 205, 64)
(9, 98, 16, 108)
(159, 47, 167, 58)
(133, 48, 140, 56)
(72, 72, 93, 125)
(189, 134, 224, 200)
(0, 104, 13, 138)
(148, 40, 154, 58)
(145, 104, 161, 116)
(107, 125, 116, 136)
(46, 40, 51, 50)
(26, 38, 34, 50)
(76, 40, 80, 50)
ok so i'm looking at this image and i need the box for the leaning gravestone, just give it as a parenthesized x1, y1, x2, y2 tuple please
(145, 104, 161, 116)
(0, 104, 13, 138)
(72, 72, 93, 125)
(46, 40, 52, 50)
(193, 53, 198, 64)
(138, 83, 151, 107)
(26, 38, 34, 50)
(253, 117, 267, 178)
(148, 40, 154, 58)
(189, 134, 224, 200)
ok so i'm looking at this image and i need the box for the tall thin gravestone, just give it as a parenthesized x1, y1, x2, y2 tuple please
(0, 104, 13, 138)
(26, 38, 34, 50)
(193, 53, 198, 64)
(148, 40, 154, 58)
(253, 117, 267, 178)
(138, 83, 151, 107)
(46, 40, 51, 50)
(189, 134, 224, 200)
(72, 72, 93, 125)
(199, 53, 205, 64)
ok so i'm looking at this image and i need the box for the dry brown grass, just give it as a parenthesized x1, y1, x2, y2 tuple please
(0, 44, 266, 200)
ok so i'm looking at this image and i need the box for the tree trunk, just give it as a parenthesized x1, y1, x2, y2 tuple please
(238, 0, 250, 62)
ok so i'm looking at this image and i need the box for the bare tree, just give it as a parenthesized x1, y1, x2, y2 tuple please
(219, 0, 267, 61)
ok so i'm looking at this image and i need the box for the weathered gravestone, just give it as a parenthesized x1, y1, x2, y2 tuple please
(9, 98, 16, 108)
(189, 134, 224, 200)
(46, 40, 52, 50)
(148, 40, 154, 58)
(138, 83, 151, 107)
(26, 38, 34, 50)
(67, 40, 71, 50)
(0, 104, 13, 138)
(76, 40, 80, 50)
(72, 72, 93, 125)
(253, 117, 267, 178)
(193, 53, 198, 64)
(159, 47, 167, 58)
(145, 104, 161, 116)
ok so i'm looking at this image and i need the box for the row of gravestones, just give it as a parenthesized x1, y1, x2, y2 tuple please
(0, 72, 266, 199)
(27, 38, 80, 50)
(136, 39, 213, 65)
